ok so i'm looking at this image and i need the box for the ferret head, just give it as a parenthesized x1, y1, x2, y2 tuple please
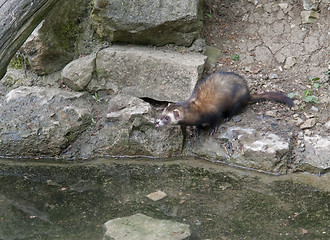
(155, 104, 183, 127)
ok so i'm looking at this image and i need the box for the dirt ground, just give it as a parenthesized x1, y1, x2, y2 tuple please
(200, 0, 329, 136)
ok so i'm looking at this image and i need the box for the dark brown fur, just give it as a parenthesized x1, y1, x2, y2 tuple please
(156, 71, 293, 128)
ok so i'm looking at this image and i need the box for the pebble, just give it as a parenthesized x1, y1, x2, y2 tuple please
(301, 10, 320, 24)
(325, 120, 330, 130)
(310, 106, 318, 112)
(265, 110, 277, 117)
(303, 112, 314, 119)
(279, 3, 288, 10)
(284, 56, 296, 69)
(300, 118, 316, 130)
(295, 117, 304, 126)
(147, 190, 168, 201)
(269, 73, 278, 79)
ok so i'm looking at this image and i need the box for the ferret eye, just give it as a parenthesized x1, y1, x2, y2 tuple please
(164, 116, 169, 121)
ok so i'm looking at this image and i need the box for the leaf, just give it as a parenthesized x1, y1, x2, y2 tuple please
(288, 92, 299, 99)
(304, 90, 311, 97)
(303, 95, 318, 103)
(206, 13, 213, 19)
(313, 83, 320, 89)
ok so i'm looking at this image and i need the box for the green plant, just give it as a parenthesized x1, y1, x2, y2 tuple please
(93, 92, 100, 102)
(205, 13, 213, 19)
(288, 76, 323, 104)
(232, 54, 240, 61)
(9, 54, 30, 69)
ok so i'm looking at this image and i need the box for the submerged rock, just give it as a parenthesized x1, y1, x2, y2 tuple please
(103, 213, 191, 240)
(92, 0, 203, 46)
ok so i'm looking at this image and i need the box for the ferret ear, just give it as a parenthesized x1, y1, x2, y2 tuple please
(173, 109, 181, 120)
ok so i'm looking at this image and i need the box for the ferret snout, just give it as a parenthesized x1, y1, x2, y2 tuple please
(155, 119, 163, 128)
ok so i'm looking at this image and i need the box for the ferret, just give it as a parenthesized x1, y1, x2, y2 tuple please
(155, 71, 293, 129)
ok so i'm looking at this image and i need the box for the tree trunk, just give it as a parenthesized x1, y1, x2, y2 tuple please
(0, 0, 59, 79)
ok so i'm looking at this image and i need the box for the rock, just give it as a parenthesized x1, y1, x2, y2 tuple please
(254, 46, 273, 65)
(310, 106, 318, 112)
(265, 110, 277, 118)
(67, 94, 183, 159)
(19, 0, 89, 75)
(294, 117, 304, 127)
(300, 118, 316, 130)
(61, 54, 96, 91)
(190, 127, 292, 174)
(303, 112, 315, 119)
(303, 0, 320, 11)
(90, 45, 206, 102)
(92, 0, 203, 47)
(0, 86, 92, 157)
(325, 120, 330, 130)
(278, 3, 289, 10)
(301, 11, 320, 24)
(103, 213, 191, 240)
(147, 190, 168, 201)
(204, 46, 222, 67)
(269, 73, 278, 79)
(284, 56, 296, 69)
(295, 134, 330, 173)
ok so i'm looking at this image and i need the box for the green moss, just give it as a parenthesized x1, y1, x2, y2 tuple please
(55, 21, 80, 52)
(9, 54, 30, 70)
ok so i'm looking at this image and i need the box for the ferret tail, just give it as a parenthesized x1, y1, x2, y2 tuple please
(250, 92, 294, 107)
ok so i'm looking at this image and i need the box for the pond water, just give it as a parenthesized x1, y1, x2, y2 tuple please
(0, 157, 329, 240)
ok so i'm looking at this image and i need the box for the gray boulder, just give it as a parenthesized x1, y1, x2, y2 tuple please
(19, 0, 90, 75)
(65, 94, 183, 159)
(294, 134, 330, 173)
(89, 45, 206, 102)
(91, 0, 203, 46)
(187, 126, 293, 174)
(61, 54, 96, 91)
(0, 87, 92, 157)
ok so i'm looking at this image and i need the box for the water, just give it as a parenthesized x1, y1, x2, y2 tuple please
(0, 158, 329, 240)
